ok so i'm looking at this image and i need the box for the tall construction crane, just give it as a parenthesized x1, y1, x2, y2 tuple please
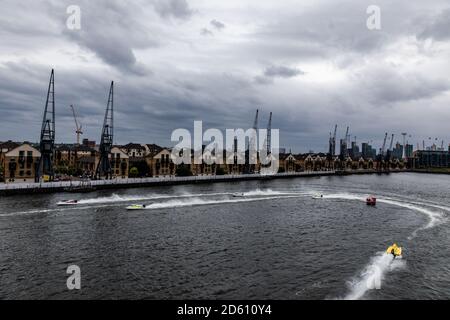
(342, 126, 349, 158)
(95, 81, 114, 180)
(247, 109, 259, 173)
(37, 69, 56, 182)
(70, 104, 83, 145)
(389, 134, 394, 151)
(380, 132, 388, 156)
(385, 133, 395, 169)
(253, 109, 259, 131)
(266, 112, 272, 154)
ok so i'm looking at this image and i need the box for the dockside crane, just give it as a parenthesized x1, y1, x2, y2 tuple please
(376, 132, 388, 172)
(36, 69, 56, 182)
(70, 104, 83, 145)
(266, 112, 272, 154)
(389, 134, 394, 152)
(385, 133, 394, 170)
(95, 81, 114, 180)
(381, 132, 388, 156)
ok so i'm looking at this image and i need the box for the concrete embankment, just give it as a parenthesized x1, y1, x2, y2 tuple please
(0, 169, 406, 196)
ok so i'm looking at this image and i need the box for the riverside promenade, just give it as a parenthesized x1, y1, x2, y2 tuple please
(0, 169, 406, 196)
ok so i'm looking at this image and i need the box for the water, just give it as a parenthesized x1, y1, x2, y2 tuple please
(0, 173, 449, 299)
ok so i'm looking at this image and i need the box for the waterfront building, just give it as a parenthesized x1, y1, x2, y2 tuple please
(146, 148, 176, 177)
(1, 143, 41, 183)
(412, 150, 450, 169)
(278, 153, 297, 173)
(55, 144, 98, 177)
(110, 146, 129, 178)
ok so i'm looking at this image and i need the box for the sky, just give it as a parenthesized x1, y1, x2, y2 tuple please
(0, 0, 449, 153)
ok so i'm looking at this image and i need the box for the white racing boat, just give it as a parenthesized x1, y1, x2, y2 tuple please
(126, 204, 147, 210)
(311, 193, 324, 199)
(57, 199, 79, 206)
(232, 193, 245, 198)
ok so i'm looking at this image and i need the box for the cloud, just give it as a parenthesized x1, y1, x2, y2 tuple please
(263, 65, 305, 78)
(418, 8, 450, 41)
(200, 28, 214, 36)
(153, 0, 194, 20)
(0, 0, 449, 152)
(210, 19, 225, 30)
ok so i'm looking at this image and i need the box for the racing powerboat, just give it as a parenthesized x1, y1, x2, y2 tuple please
(366, 196, 376, 206)
(126, 204, 147, 210)
(312, 193, 324, 199)
(57, 199, 79, 206)
(386, 243, 402, 258)
(232, 193, 245, 198)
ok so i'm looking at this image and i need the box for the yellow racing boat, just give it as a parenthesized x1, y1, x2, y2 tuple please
(126, 204, 147, 210)
(386, 243, 402, 257)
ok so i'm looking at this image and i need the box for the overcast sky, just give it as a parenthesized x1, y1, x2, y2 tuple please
(0, 0, 449, 152)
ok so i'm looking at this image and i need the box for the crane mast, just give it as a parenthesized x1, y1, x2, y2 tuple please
(381, 132, 388, 156)
(95, 81, 114, 179)
(266, 112, 272, 154)
(389, 134, 394, 151)
(70, 105, 83, 145)
(37, 69, 56, 182)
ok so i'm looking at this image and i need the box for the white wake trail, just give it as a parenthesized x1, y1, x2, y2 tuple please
(343, 253, 406, 300)
(142, 195, 302, 210)
(326, 192, 448, 299)
(78, 192, 233, 204)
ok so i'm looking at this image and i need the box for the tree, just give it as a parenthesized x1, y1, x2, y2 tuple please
(132, 160, 150, 177)
(176, 164, 193, 177)
(129, 167, 139, 178)
(215, 167, 226, 175)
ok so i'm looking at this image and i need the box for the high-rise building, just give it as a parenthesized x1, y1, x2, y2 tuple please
(362, 142, 376, 160)
(392, 143, 403, 159)
(405, 144, 413, 159)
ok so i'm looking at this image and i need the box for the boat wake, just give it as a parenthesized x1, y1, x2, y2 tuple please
(343, 252, 406, 300)
(323, 192, 448, 236)
(1, 189, 306, 217)
(324, 192, 448, 299)
(140, 195, 302, 210)
(78, 192, 233, 204)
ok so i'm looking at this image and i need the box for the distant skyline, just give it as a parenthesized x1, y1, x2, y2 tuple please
(0, 0, 449, 153)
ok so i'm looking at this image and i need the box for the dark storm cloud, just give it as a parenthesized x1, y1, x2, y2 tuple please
(0, 0, 449, 152)
(60, 0, 158, 75)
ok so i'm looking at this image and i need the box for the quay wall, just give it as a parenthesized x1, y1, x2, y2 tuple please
(0, 169, 407, 196)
